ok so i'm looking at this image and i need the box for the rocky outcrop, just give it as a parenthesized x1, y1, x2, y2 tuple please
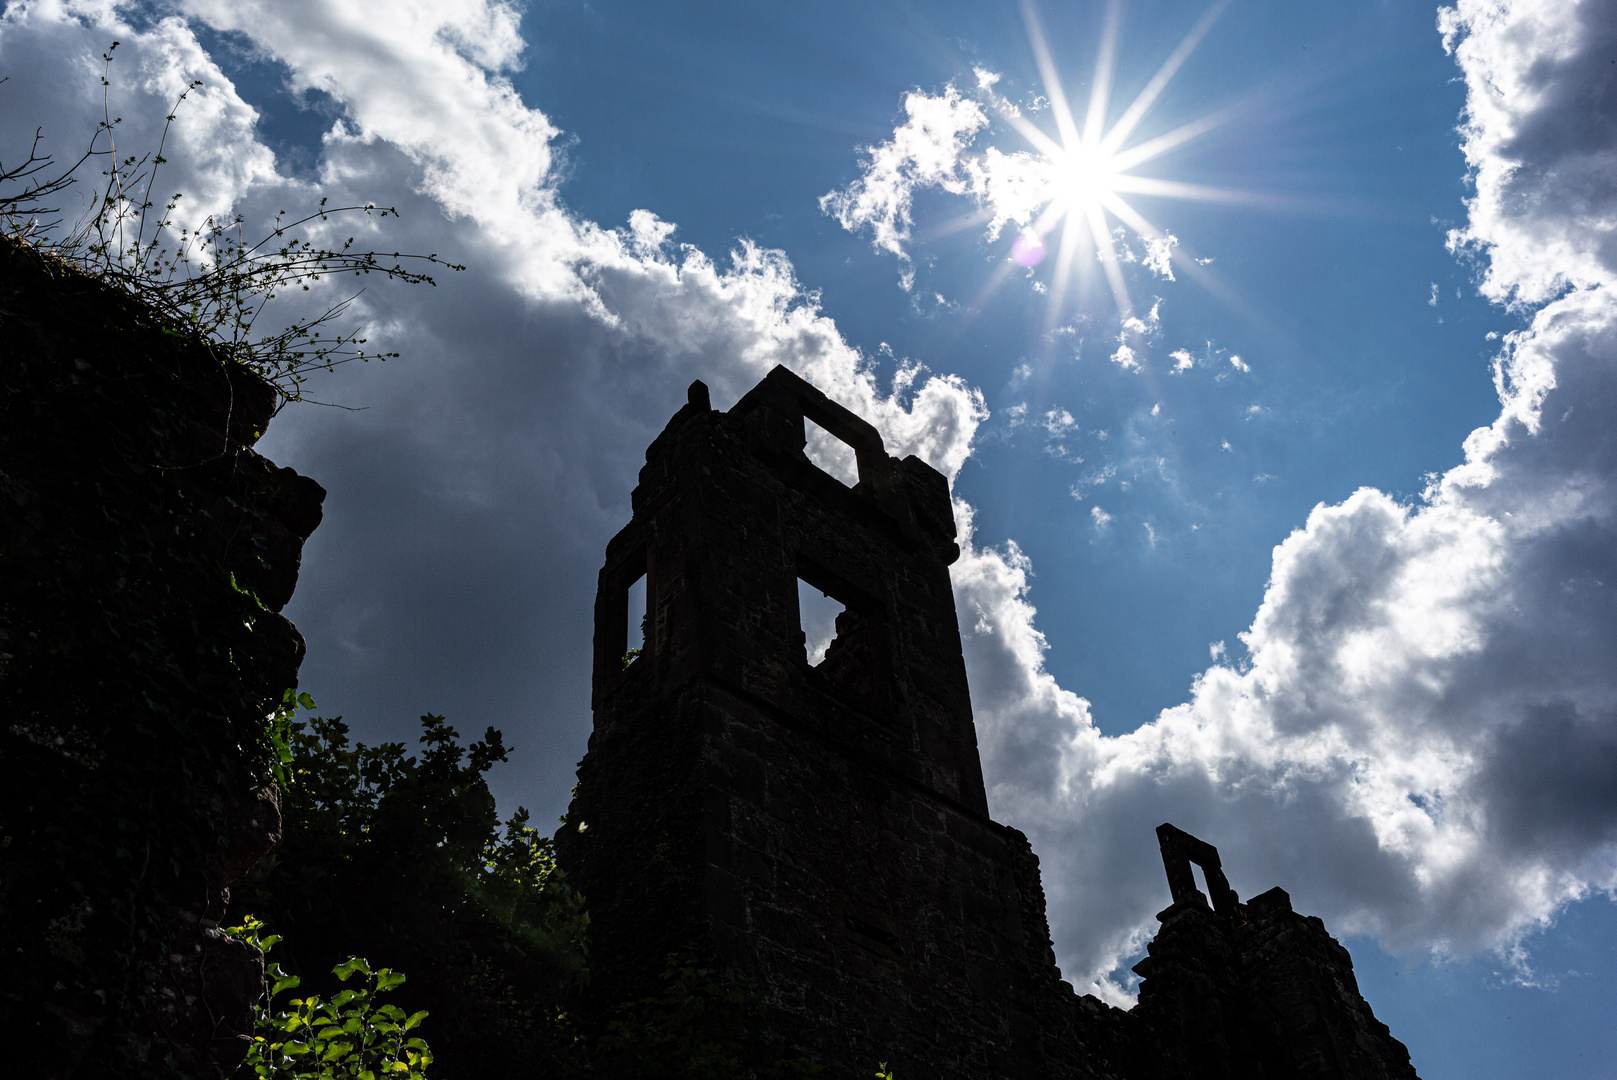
(0, 235, 321, 1076)
(564, 367, 1421, 1080)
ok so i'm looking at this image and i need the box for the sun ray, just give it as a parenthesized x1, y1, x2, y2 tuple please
(1097, 190, 1157, 238)
(1100, 192, 1289, 345)
(960, 1, 1253, 337)
(1100, 0, 1231, 155)
(1108, 176, 1255, 203)
(1043, 211, 1088, 332)
(1000, 109, 1065, 161)
(1108, 105, 1240, 173)
(1081, 1, 1121, 149)
(1086, 204, 1135, 322)
(1029, 198, 1069, 237)
(1019, 0, 1082, 152)
(969, 253, 1028, 313)
(916, 207, 1000, 244)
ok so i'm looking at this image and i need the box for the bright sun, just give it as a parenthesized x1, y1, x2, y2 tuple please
(979, 0, 1237, 335)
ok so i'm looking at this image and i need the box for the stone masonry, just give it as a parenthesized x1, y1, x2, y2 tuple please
(562, 366, 1420, 1079)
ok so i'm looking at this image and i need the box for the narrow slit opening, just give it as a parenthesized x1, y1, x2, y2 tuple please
(804, 416, 859, 487)
(624, 572, 647, 668)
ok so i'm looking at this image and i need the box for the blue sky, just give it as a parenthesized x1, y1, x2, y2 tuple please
(4, 1, 1615, 1076)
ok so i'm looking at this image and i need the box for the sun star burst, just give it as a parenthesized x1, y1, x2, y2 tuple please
(981, 0, 1237, 339)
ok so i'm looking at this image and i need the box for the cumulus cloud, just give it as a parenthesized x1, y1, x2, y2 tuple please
(10, 0, 1615, 1014)
(0, 0, 985, 804)
(0, 4, 276, 236)
(955, 0, 1617, 999)
(817, 85, 987, 289)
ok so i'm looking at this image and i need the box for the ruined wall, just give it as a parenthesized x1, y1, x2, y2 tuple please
(564, 370, 1096, 1076)
(564, 367, 1421, 1080)
(0, 235, 322, 1076)
(1132, 881, 1418, 1080)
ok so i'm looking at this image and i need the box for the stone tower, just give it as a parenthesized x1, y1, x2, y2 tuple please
(562, 366, 1421, 1080)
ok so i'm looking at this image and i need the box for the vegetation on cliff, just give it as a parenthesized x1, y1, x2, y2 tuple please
(231, 713, 588, 1077)
(0, 50, 453, 1075)
(1, 53, 822, 1078)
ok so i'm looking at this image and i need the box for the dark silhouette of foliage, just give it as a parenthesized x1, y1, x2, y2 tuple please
(589, 953, 822, 1080)
(0, 47, 458, 1076)
(231, 714, 588, 1079)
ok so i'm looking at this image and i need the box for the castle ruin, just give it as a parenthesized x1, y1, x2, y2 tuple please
(562, 366, 1419, 1079)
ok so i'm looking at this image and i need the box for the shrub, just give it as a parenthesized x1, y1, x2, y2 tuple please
(231, 714, 588, 1078)
(230, 918, 433, 1080)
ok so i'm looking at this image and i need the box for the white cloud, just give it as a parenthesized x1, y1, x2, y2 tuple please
(13, 0, 1616, 1017)
(956, 0, 1617, 999)
(1043, 408, 1077, 436)
(818, 85, 988, 289)
(1440, 0, 1617, 306)
(1170, 348, 1195, 372)
(0, 0, 989, 818)
(1110, 344, 1139, 372)
(1144, 233, 1179, 280)
(1228, 354, 1250, 372)
(821, 81, 1183, 277)
(1071, 463, 1118, 501)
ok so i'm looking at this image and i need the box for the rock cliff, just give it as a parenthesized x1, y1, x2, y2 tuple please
(0, 235, 322, 1076)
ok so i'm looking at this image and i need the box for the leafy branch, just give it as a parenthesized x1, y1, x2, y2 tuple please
(0, 42, 462, 405)
(229, 918, 434, 1079)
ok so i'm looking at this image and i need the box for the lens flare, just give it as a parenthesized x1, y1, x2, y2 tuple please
(1012, 231, 1048, 267)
